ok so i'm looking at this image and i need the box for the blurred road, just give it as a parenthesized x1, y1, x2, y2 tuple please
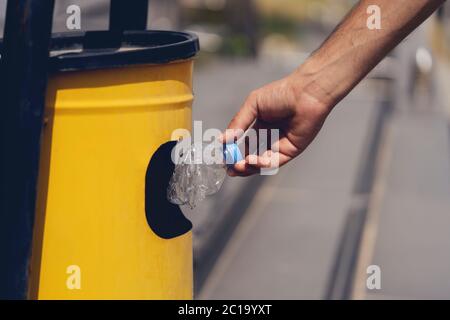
(193, 58, 391, 299)
(355, 19, 450, 300)
(194, 18, 450, 300)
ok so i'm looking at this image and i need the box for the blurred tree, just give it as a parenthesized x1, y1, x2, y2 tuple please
(149, 0, 181, 30)
(225, 0, 260, 57)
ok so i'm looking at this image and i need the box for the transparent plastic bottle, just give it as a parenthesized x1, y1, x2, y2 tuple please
(167, 141, 244, 209)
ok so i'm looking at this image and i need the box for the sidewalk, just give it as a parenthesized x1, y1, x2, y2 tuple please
(359, 34, 450, 299)
(195, 69, 390, 299)
(188, 59, 294, 291)
(363, 108, 450, 300)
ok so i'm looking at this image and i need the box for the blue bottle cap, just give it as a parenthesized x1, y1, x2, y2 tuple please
(224, 143, 243, 165)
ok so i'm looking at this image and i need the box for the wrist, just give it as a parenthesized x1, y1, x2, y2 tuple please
(291, 53, 361, 113)
(289, 58, 339, 114)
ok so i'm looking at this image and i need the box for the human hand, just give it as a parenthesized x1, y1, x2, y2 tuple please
(221, 67, 334, 176)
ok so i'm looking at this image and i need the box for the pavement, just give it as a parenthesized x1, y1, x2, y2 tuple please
(192, 57, 391, 299)
(187, 58, 293, 291)
(356, 20, 450, 300)
(363, 108, 450, 300)
(195, 18, 450, 300)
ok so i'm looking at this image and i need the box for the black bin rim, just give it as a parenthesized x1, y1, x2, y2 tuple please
(47, 30, 200, 72)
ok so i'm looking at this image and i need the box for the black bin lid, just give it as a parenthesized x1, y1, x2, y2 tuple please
(48, 30, 200, 72)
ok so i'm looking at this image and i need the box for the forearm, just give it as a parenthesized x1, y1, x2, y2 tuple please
(294, 0, 445, 109)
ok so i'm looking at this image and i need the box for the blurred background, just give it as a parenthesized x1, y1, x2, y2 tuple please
(2, 0, 450, 299)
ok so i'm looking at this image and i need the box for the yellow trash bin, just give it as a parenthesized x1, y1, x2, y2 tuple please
(28, 31, 199, 299)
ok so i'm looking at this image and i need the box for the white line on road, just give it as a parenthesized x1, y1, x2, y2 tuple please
(351, 115, 394, 300)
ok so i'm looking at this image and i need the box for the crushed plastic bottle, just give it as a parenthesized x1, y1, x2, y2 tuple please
(167, 141, 243, 209)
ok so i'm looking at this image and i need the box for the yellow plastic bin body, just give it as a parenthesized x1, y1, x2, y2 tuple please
(28, 31, 198, 299)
